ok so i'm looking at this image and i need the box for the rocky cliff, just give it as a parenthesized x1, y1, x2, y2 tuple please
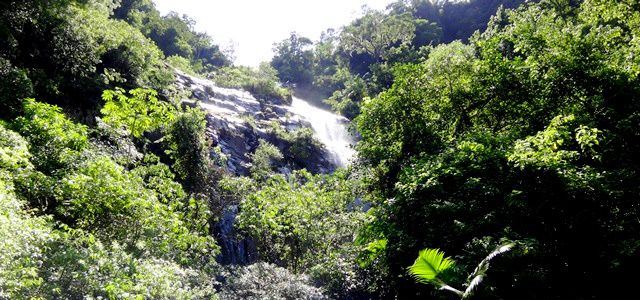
(174, 70, 337, 175)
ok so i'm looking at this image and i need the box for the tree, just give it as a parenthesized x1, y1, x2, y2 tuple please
(165, 107, 213, 194)
(249, 140, 283, 181)
(12, 99, 88, 174)
(237, 170, 365, 273)
(339, 10, 416, 61)
(271, 32, 315, 86)
(355, 1, 640, 298)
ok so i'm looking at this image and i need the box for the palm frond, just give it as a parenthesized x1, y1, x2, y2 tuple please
(408, 248, 455, 285)
(462, 242, 515, 299)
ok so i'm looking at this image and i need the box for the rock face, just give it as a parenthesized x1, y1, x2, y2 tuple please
(174, 70, 335, 175)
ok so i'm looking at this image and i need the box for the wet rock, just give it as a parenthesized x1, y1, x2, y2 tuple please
(174, 70, 337, 176)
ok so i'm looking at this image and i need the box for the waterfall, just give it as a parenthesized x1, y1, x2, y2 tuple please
(289, 97, 356, 167)
(176, 70, 357, 265)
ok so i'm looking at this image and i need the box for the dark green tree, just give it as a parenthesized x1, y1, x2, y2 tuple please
(271, 32, 315, 86)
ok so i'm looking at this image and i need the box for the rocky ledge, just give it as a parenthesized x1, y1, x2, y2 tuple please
(174, 70, 335, 175)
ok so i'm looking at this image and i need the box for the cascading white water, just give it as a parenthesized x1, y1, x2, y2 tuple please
(177, 71, 357, 264)
(289, 96, 356, 167)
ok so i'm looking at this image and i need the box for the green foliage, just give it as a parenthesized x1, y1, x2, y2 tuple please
(409, 243, 516, 299)
(211, 64, 292, 104)
(354, 0, 640, 298)
(340, 10, 416, 60)
(269, 123, 324, 164)
(409, 248, 455, 285)
(0, 0, 174, 116)
(56, 156, 216, 265)
(68, 4, 174, 89)
(39, 230, 217, 299)
(166, 107, 215, 195)
(0, 173, 55, 298)
(115, 0, 231, 72)
(1, 97, 220, 298)
(269, 1, 525, 119)
(0, 125, 32, 172)
(508, 115, 602, 170)
(12, 99, 88, 174)
(325, 70, 367, 119)
(249, 140, 284, 181)
(101, 88, 176, 138)
(237, 170, 366, 273)
(220, 262, 327, 300)
(167, 54, 197, 75)
(271, 32, 315, 86)
(0, 58, 33, 119)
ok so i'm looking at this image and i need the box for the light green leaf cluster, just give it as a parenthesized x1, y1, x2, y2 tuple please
(211, 64, 292, 104)
(0, 125, 32, 172)
(101, 88, 176, 138)
(13, 99, 88, 173)
(237, 170, 366, 273)
(249, 140, 284, 181)
(408, 248, 455, 284)
(1, 99, 219, 298)
(508, 115, 602, 170)
(0, 173, 55, 298)
(68, 4, 172, 87)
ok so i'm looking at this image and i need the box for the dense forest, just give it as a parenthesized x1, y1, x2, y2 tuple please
(1, 0, 639, 299)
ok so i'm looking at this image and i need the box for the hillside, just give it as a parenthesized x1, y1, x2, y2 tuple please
(1, 0, 639, 299)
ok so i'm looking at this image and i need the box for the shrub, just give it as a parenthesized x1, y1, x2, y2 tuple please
(0, 124, 32, 172)
(0, 172, 54, 299)
(211, 64, 292, 104)
(220, 262, 327, 300)
(166, 107, 216, 195)
(249, 140, 284, 181)
(12, 99, 88, 174)
(40, 230, 218, 300)
(237, 170, 366, 272)
(101, 88, 177, 138)
(55, 156, 217, 266)
(0, 58, 33, 119)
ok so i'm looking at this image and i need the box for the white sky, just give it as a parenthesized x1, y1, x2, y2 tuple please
(153, 0, 396, 67)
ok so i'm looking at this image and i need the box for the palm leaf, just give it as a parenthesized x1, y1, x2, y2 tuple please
(408, 248, 455, 285)
(462, 242, 515, 299)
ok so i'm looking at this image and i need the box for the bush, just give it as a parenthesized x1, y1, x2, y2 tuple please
(220, 262, 327, 300)
(237, 170, 366, 273)
(101, 88, 177, 138)
(268, 122, 324, 165)
(68, 5, 173, 90)
(249, 140, 283, 181)
(56, 155, 216, 266)
(167, 55, 198, 75)
(0, 172, 55, 299)
(211, 64, 292, 104)
(166, 107, 216, 195)
(0, 58, 33, 119)
(12, 99, 88, 174)
(40, 231, 218, 300)
(0, 124, 32, 172)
